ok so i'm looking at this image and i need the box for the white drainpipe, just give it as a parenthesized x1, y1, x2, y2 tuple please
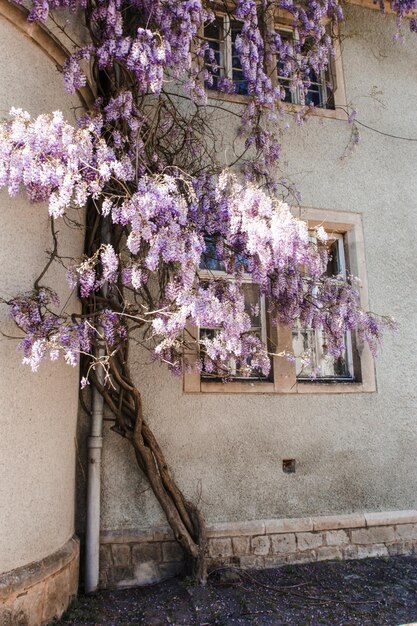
(85, 220, 109, 594)
(85, 369, 104, 594)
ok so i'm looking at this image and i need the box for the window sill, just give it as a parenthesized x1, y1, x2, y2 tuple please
(295, 380, 376, 394)
(199, 381, 276, 394)
(183, 379, 376, 395)
(206, 90, 250, 106)
(280, 101, 347, 122)
(347, 0, 417, 16)
(206, 90, 347, 121)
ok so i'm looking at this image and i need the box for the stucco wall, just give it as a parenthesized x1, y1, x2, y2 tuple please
(99, 5, 417, 532)
(0, 16, 83, 573)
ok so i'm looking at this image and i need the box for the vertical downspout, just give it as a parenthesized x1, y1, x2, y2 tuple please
(85, 366, 104, 594)
(85, 217, 109, 594)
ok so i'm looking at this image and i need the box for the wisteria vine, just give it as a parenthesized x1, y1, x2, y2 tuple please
(0, 0, 408, 579)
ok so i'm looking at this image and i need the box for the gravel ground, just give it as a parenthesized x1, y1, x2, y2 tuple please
(53, 556, 417, 626)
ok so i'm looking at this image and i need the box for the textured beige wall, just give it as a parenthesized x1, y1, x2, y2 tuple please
(100, 5, 417, 530)
(0, 17, 83, 573)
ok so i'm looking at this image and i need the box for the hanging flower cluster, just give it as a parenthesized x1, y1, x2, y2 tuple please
(2, 121, 392, 377)
(0, 109, 134, 218)
(8, 288, 125, 372)
(1, 0, 403, 381)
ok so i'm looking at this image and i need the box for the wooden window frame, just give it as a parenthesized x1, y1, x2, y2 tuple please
(275, 27, 334, 111)
(203, 8, 347, 120)
(203, 11, 250, 97)
(293, 232, 356, 383)
(274, 24, 347, 121)
(183, 207, 376, 395)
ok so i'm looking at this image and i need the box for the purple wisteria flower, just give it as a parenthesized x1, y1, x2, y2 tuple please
(1, 0, 398, 382)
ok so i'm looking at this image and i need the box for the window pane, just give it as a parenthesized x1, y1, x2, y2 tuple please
(199, 284, 268, 379)
(199, 237, 269, 380)
(302, 38, 334, 110)
(205, 18, 223, 41)
(305, 76, 323, 107)
(234, 329, 265, 379)
(276, 31, 295, 103)
(323, 66, 335, 109)
(293, 328, 353, 380)
(204, 17, 226, 91)
(278, 77, 294, 103)
(326, 239, 342, 276)
(242, 282, 261, 327)
(231, 20, 249, 95)
(200, 237, 226, 271)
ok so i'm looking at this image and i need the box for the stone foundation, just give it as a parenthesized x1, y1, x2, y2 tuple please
(100, 510, 417, 588)
(0, 536, 79, 626)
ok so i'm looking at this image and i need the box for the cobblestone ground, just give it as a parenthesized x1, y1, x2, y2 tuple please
(53, 556, 417, 626)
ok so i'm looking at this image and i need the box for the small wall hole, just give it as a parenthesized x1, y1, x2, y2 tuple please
(282, 459, 296, 474)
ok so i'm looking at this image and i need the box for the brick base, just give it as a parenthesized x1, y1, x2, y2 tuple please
(0, 536, 79, 626)
(100, 510, 417, 589)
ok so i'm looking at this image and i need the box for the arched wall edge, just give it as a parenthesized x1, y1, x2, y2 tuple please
(0, 0, 94, 109)
(0, 5, 92, 624)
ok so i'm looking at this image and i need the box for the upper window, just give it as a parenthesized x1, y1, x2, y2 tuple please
(203, 14, 346, 116)
(204, 15, 249, 96)
(277, 30, 336, 110)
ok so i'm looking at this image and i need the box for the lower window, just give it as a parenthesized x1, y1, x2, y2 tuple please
(200, 281, 269, 381)
(292, 233, 354, 382)
(184, 209, 376, 394)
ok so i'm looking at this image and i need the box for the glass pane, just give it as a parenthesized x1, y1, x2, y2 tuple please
(207, 41, 221, 66)
(242, 283, 261, 327)
(305, 69, 323, 107)
(326, 239, 342, 277)
(200, 237, 226, 271)
(230, 21, 243, 70)
(200, 282, 268, 380)
(204, 17, 225, 91)
(278, 77, 293, 103)
(200, 328, 216, 341)
(293, 327, 352, 380)
(232, 69, 249, 95)
(276, 32, 295, 103)
(235, 329, 264, 378)
(231, 20, 249, 95)
(205, 17, 223, 41)
(292, 327, 316, 379)
(301, 37, 334, 110)
(324, 65, 335, 110)
(305, 84, 322, 107)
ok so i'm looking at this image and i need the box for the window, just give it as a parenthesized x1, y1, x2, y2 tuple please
(277, 30, 336, 110)
(292, 233, 354, 381)
(198, 238, 269, 381)
(203, 12, 346, 118)
(204, 14, 249, 95)
(184, 209, 376, 394)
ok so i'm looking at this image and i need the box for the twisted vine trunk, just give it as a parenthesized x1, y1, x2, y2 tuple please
(83, 198, 207, 583)
(89, 352, 207, 583)
(80, 0, 210, 575)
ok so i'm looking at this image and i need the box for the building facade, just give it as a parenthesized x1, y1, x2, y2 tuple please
(97, 1, 417, 587)
(0, 1, 416, 623)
